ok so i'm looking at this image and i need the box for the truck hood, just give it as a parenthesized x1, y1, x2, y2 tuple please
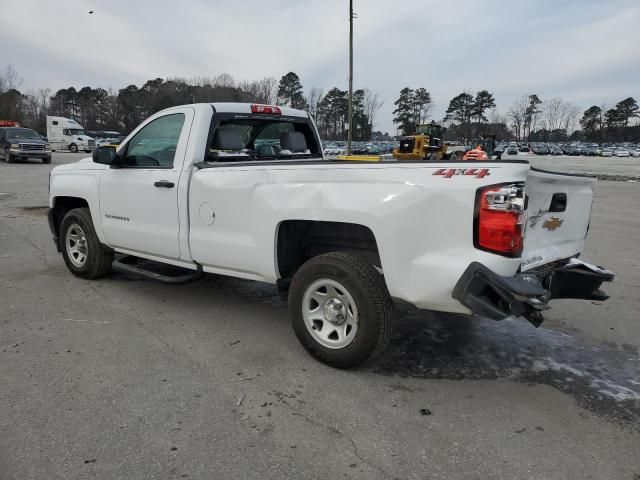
(53, 156, 104, 172)
(6, 136, 47, 144)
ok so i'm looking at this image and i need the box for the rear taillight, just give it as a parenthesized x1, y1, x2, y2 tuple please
(251, 104, 281, 115)
(474, 183, 526, 257)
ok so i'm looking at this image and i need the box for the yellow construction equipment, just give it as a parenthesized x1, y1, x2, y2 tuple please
(392, 122, 459, 161)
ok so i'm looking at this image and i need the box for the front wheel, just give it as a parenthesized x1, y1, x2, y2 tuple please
(60, 208, 113, 279)
(5, 147, 14, 163)
(42, 156, 51, 164)
(289, 252, 394, 368)
(69, 143, 78, 153)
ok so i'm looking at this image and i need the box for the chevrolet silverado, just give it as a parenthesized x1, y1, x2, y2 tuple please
(47, 103, 613, 367)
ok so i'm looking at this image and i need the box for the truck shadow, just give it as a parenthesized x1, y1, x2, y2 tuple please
(375, 305, 640, 427)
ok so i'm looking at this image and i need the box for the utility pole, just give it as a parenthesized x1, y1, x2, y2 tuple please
(347, 0, 354, 155)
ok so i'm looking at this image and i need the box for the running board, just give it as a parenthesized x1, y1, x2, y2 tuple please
(112, 255, 202, 284)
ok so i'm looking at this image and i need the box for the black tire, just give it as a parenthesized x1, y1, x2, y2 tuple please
(69, 143, 78, 153)
(289, 252, 394, 368)
(5, 147, 14, 163)
(42, 157, 51, 164)
(60, 207, 113, 279)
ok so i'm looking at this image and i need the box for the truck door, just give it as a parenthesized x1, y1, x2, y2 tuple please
(98, 108, 193, 259)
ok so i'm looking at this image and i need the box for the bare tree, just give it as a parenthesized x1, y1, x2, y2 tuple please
(543, 97, 564, 132)
(489, 108, 509, 125)
(23, 91, 40, 128)
(38, 88, 51, 116)
(256, 77, 277, 104)
(213, 73, 235, 88)
(363, 88, 383, 132)
(306, 87, 324, 122)
(0, 64, 23, 93)
(509, 95, 529, 141)
(563, 104, 580, 136)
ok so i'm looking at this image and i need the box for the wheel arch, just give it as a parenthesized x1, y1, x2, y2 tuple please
(49, 196, 91, 249)
(275, 220, 381, 288)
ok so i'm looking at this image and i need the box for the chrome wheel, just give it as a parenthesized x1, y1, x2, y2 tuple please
(65, 223, 88, 268)
(302, 278, 358, 349)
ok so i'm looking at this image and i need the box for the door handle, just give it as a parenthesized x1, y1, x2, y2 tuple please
(154, 180, 174, 188)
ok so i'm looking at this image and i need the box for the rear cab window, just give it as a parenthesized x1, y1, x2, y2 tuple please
(206, 112, 322, 163)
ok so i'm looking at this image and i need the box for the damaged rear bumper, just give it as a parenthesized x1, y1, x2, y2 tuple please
(452, 259, 614, 326)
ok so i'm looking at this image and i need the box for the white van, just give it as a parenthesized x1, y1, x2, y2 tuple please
(46, 116, 96, 153)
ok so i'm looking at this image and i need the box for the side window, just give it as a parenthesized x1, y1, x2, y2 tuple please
(125, 113, 185, 168)
(63, 129, 70, 135)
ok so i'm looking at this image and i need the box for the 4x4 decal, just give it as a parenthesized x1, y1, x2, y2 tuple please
(433, 168, 491, 179)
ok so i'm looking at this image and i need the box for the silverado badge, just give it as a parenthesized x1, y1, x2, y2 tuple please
(543, 216, 564, 231)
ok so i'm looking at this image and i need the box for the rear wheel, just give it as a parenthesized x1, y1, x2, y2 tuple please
(60, 208, 113, 279)
(69, 143, 78, 153)
(289, 252, 394, 368)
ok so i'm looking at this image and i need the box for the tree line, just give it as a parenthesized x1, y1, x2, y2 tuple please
(0, 65, 383, 141)
(391, 85, 640, 143)
(1, 63, 638, 142)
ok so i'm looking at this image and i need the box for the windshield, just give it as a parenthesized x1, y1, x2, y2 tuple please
(69, 129, 86, 136)
(6, 128, 40, 139)
(207, 116, 321, 161)
(416, 124, 441, 137)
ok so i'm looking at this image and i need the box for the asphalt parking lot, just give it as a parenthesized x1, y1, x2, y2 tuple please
(1, 152, 639, 479)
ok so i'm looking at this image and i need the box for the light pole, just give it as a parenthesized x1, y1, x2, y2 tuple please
(347, 0, 354, 155)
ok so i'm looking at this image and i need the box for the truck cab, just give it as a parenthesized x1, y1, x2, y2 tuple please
(46, 116, 96, 153)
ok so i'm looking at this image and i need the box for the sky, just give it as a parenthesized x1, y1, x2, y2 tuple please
(1, 0, 639, 133)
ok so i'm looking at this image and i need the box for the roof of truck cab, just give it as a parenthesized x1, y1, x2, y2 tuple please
(211, 102, 308, 118)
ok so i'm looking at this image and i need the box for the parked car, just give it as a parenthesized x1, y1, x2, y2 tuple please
(549, 146, 563, 155)
(47, 102, 613, 368)
(506, 146, 518, 155)
(0, 126, 52, 163)
(533, 145, 549, 155)
(600, 149, 614, 157)
(567, 145, 583, 156)
(615, 148, 630, 157)
(583, 146, 598, 156)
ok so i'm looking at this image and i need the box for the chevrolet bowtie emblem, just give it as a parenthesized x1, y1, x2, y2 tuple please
(543, 216, 564, 231)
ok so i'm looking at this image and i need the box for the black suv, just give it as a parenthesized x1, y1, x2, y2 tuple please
(0, 127, 51, 163)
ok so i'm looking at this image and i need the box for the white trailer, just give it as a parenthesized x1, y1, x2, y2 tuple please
(46, 116, 96, 153)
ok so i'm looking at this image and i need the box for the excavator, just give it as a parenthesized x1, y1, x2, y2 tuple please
(392, 122, 465, 161)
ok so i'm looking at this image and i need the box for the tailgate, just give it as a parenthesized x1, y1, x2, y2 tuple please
(521, 168, 596, 271)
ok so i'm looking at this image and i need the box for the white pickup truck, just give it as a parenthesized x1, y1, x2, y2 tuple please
(48, 103, 613, 367)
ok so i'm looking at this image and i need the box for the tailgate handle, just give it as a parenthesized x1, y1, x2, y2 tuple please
(549, 193, 567, 212)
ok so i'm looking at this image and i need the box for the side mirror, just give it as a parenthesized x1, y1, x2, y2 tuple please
(93, 145, 120, 166)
